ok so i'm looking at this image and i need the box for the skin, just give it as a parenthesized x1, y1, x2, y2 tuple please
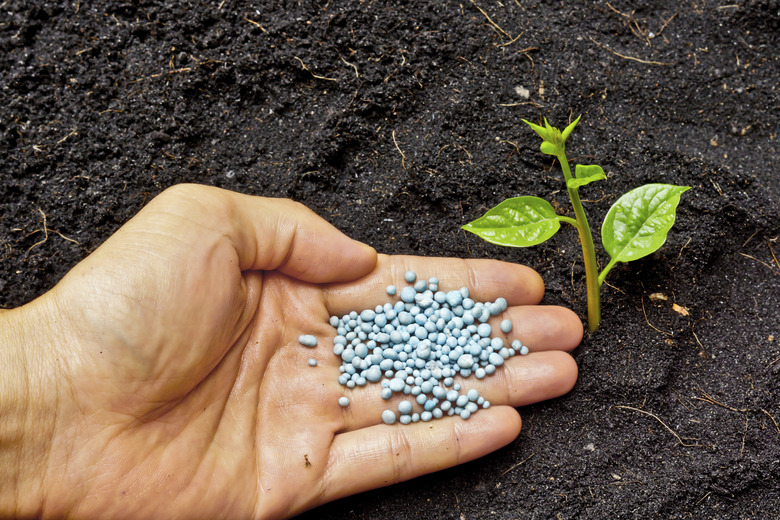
(0, 184, 582, 520)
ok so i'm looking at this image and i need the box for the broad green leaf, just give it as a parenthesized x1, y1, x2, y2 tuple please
(568, 164, 606, 189)
(602, 184, 690, 263)
(561, 115, 581, 144)
(462, 196, 561, 247)
(540, 141, 558, 155)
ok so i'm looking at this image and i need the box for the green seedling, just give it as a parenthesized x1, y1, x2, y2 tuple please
(462, 116, 689, 331)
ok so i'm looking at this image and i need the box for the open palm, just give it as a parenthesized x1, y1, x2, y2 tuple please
(29, 185, 581, 519)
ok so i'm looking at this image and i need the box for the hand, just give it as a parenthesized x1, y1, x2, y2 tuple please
(0, 184, 581, 519)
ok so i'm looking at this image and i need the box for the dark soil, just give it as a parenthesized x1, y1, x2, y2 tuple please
(2, 1, 779, 518)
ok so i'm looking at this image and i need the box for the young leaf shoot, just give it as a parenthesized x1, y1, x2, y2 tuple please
(463, 116, 689, 331)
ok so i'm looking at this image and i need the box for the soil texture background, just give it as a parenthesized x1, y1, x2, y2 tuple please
(2, 1, 779, 518)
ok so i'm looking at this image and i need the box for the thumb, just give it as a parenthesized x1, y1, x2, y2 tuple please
(146, 184, 378, 283)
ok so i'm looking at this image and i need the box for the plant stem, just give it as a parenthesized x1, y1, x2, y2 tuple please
(558, 151, 602, 331)
(598, 257, 619, 286)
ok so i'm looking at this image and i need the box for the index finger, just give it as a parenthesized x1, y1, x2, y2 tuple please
(323, 254, 545, 317)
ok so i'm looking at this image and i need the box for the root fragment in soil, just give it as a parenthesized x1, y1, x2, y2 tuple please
(293, 57, 338, 82)
(392, 130, 407, 169)
(26, 209, 79, 253)
(470, 0, 512, 40)
(500, 452, 536, 476)
(614, 405, 700, 447)
(588, 37, 672, 66)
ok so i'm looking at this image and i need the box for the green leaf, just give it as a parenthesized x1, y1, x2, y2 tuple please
(602, 184, 691, 263)
(462, 196, 561, 247)
(575, 164, 605, 179)
(540, 141, 558, 155)
(560, 115, 581, 144)
(522, 119, 549, 141)
(568, 164, 606, 189)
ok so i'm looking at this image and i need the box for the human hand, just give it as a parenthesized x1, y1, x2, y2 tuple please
(0, 184, 581, 519)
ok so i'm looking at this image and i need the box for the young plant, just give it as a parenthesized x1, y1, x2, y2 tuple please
(462, 116, 689, 331)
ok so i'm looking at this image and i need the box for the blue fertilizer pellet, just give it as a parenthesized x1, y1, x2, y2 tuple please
(400, 286, 416, 303)
(308, 358, 317, 367)
(338, 397, 349, 407)
(477, 323, 492, 338)
(328, 274, 524, 422)
(488, 352, 504, 366)
(298, 334, 318, 347)
(398, 400, 413, 415)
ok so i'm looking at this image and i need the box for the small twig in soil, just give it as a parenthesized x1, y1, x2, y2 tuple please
(57, 129, 78, 145)
(470, 0, 512, 40)
(27, 209, 49, 252)
(738, 252, 776, 272)
(677, 236, 692, 258)
(392, 130, 406, 169)
(340, 57, 359, 78)
(499, 101, 543, 108)
(741, 230, 759, 248)
(498, 140, 520, 155)
(26, 209, 80, 253)
(499, 32, 524, 47)
(708, 178, 724, 196)
(605, 2, 633, 20)
(243, 17, 266, 32)
(603, 280, 626, 295)
(653, 11, 679, 39)
(293, 57, 338, 82)
(694, 389, 748, 413)
(760, 409, 780, 435)
(641, 296, 673, 336)
(767, 239, 780, 271)
(500, 452, 535, 475)
(614, 405, 700, 447)
(588, 37, 672, 66)
(605, 2, 648, 44)
(691, 326, 708, 358)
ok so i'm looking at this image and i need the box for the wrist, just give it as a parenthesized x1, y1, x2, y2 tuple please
(0, 300, 61, 517)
